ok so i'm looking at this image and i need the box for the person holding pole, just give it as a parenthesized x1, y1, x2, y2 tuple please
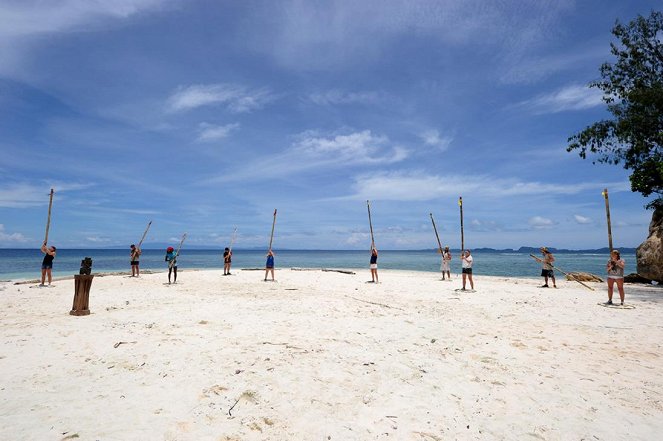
(461, 250, 474, 290)
(223, 247, 232, 275)
(130, 220, 151, 277)
(369, 247, 379, 283)
(539, 247, 557, 288)
(40, 242, 56, 286)
(441, 246, 452, 281)
(165, 246, 177, 284)
(130, 244, 142, 277)
(264, 249, 275, 281)
(605, 250, 626, 305)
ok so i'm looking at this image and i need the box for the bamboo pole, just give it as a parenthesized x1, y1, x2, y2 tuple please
(44, 188, 54, 245)
(229, 226, 237, 250)
(459, 196, 464, 253)
(367, 200, 375, 248)
(430, 213, 442, 251)
(137, 221, 152, 248)
(602, 188, 613, 252)
(268, 209, 277, 250)
(529, 254, 595, 291)
(170, 233, 187, 269)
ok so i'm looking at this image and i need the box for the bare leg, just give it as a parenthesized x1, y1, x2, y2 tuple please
(468, 273, 474, 290)
(136, 265, 140, 277)
(47, 269, 52, 285)
(616, 279, 625, 304)
(168, 267, 173, 284)
(446, 271, 451, 280)
(551, 274, 556, 288)
(41, 268, 46, 285)
(173, 267, 177, 283)
(462, 273, 467, 290)
(264, 269, 269, 281)
(607, 278, 614, 302)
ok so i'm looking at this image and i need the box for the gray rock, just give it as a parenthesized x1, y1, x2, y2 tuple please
(623, 273, 652, 284)
(636, 207, 663, 283)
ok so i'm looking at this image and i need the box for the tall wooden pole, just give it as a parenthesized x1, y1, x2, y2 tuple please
(367, 200, 375, 248)
(137, 221, 152, 248)
(268, 209, 277, 250)
(229, 226, 237, 250)
(430, 213, 442, 251)
(44, 188, 54, 245)
(602, 188, 613, 252)
(459, 196, 464, 253)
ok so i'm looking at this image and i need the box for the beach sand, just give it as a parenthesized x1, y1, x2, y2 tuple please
(1, 269, 662, 440)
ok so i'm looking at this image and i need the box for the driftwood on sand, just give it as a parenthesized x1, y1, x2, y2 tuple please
(565, 272, 603, 283)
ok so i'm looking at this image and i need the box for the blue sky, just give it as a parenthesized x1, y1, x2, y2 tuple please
(0, 0, 660, 250)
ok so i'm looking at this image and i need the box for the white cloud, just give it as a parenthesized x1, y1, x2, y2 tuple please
(528, 216, 555, 229)
(419, 129, 452, 151)
(293, 130, 407, 164)
(340, 171, 631, 202)
(309, 89, 380, 106)
(0, 182, 92, 208)
(248, 1, 574, 70)
(197, 123, 240, 142)
(517, 84, 604, 114)
(0, 0, 166, 38)
(167, 84, 274, 113)
(574, 214, 592, 224)
(85, 236, 111, 243)
(204, 130, 408, 184)
(0, 224, 28, 243)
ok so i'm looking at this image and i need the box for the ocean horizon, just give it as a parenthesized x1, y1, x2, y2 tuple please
(0, 248, 635, 282)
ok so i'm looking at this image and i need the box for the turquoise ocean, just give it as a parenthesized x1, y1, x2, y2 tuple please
(0, 249, 635, 282)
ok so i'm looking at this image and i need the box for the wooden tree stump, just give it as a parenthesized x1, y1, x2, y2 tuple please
(71, 274, 94, 316)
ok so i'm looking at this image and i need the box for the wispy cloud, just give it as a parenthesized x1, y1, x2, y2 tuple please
(574, 214, 593, 224)
(85, 235, 111, 243)
(419, 129, 452, 151)
(528, 216, 556, 229)
(293, 130, 407, 164)
(308, 89, 381, 106)
(469, 219, 504, 232)
(0, 224, 28, 243)
(341, 171, 630, 202)
(167, 84, 275, 113)
(204, 130, 408, 183)
(499, 44, 607, 85)
(0, 182, 92, 208)
(248, 1, 574, 70)
(0, 0, 166, 38)
(197, 122, 240, 142)
(516, 84, 604, 114)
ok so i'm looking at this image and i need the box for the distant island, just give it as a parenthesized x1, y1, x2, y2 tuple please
(93, 245, 638, 253)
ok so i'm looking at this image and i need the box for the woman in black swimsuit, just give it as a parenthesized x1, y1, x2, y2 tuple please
(40, 242, 57, 286)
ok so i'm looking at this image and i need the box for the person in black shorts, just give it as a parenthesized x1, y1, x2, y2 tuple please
(539, 247, 556, 288)
(223, 247, 232, 275)
(130, 244, 142, 277)
(40, 242, 57, 286)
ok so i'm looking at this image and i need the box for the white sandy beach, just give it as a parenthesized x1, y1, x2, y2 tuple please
(1, 269, 662, 440)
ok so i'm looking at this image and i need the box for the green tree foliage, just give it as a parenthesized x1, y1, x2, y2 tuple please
(567, 11, 662, 209)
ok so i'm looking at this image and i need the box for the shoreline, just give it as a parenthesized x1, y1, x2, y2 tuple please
(1, 269, 661, 439)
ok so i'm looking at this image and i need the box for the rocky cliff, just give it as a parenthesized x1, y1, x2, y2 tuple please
(636, 206, 663, 282)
